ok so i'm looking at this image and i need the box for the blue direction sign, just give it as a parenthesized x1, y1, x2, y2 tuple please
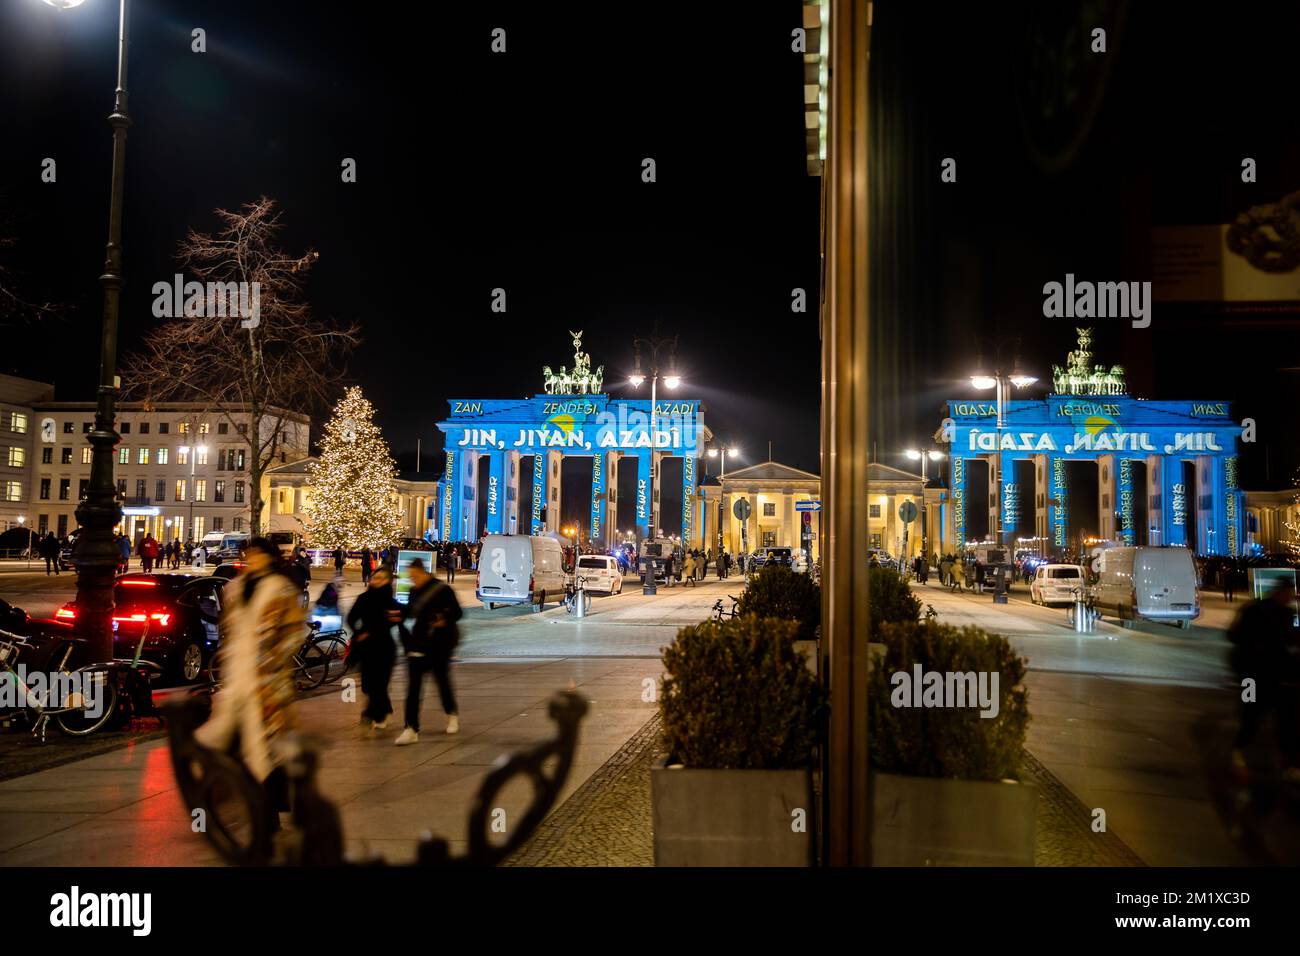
(795, 500, 822, 512)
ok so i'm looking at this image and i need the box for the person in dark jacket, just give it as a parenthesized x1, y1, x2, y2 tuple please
(1227, 582, 1300, 782)
(38, 532, 61, 575)
(346, 566, 401, 731)
(360, 546, 374, 586)
(332, 547, 345, 581)
(395, 558, 463, 745)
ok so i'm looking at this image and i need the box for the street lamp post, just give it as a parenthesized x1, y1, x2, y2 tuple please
(50, 0, 132, 663)
(178, 444, 206, 544)
(17, 515, 31, 571)
(970, 341, 1038, 548)
(903, 448, 945, 557)
(706, 444, 738, 555)
(628, 326, 680, 595)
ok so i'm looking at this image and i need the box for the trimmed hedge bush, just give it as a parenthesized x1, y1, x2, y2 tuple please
(661, 616, 824, 769)
(868, 565, 922, 625)
(736, 564, 821, 642)
(867, 620, 1029, 781)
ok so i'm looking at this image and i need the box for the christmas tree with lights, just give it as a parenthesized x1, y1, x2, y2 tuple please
(305, 387, 406, 549)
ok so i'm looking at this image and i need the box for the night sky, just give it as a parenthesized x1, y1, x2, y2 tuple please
(0, 1, 821, 485)
(3, 0, 1298, 529)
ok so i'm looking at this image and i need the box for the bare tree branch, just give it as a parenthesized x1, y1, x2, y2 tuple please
(121, 197, 360, 534)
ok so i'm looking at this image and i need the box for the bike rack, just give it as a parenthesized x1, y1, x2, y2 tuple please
(162, 688, 588, 866)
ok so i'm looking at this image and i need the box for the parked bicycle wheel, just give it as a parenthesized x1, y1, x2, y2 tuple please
(312, 634, 349, 684)
(293, 642, 330, 691)
(53, 669, 118, 737)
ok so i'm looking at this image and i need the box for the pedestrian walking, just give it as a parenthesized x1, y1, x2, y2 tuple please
(360, 546, 374, 586)
(346, 566, 402, 731)
(140, 533, 159, 574)
(395, 558, 463, 745)
(1226, 582, 1300, 784)
(117, 533, 132, 574)
(39, 532, 60, 575)
(444, 542, 457, 583)
(332, 547, 345, 583)
(193, 538, 305, 828)
(682, 550, 697, 587)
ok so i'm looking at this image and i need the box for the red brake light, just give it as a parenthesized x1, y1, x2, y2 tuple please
(110, 610, 171, 627)
(120, 579, 158, 587)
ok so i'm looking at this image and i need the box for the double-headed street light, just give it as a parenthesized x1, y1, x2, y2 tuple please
(628, 326, 680, 595)
(903, 449, 946, 556)
(177, 445, 207, 543)
(970, 340, 1038, 547)
(706, 444, 739, 553)
(44, 0, 132, 663)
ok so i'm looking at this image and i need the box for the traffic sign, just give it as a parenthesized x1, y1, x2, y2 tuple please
(898, 500, 918, 524)
(795, 500, 821, 512)
(733, 498, 752, 521)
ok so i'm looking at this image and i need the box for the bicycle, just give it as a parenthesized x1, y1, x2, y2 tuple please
(563, 575, 594, 615)
(710, 595, 740, 622)
(207, 622, 334, 694)
(0, 627, 117, 740)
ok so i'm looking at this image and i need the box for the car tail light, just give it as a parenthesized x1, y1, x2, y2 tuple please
(111, 611, 172, 627)
(119, 579, 158, 587)
(55, 607, 76, 621)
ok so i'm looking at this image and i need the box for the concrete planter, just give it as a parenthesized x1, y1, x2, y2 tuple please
(651, 758, 815, 866)
(871, 772, 1036, 866)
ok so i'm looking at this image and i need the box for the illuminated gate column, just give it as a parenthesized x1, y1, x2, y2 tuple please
(1162, 456, 1189, 548)
(529, 452, 546, 535)
(545, 450, 562, 534)
(681, 453, 696, 549)
(502, 451, 521, 534)
(483, 450, 506, 535)
(440, 449, 458, 541)
(459, 451, 480, 541)
(949, 455, 967, 551)
(589, 452, 606, 547)
(1097, 454, 1117, 543)
(999, 450, 1020, 545)
(632, 449, 652, 540)
(605, 452, 620, 547)
(651, 450, 664, 537)
(1197, 455, 1225, 556)
(1146, 456, 1164, 546)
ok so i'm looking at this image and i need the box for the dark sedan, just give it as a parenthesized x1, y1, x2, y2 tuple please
(56, 573, 226, 684)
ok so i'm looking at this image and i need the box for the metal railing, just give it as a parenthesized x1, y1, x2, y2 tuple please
(163, 689, 587, 866)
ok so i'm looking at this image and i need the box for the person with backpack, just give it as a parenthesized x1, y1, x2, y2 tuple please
(395, 558, 463, 745)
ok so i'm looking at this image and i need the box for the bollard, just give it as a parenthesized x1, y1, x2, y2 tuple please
(574, 587, 589, 618)
(1073, 594, 1093, 633)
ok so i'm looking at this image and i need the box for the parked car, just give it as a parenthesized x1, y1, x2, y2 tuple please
(575, 554, 624, 595)
(55, 573, 227, 683)
(1029, 564, 1085, 607)
(1092, 546, 1201, 628)
(476, 534, 568, 610)
(749, 546, 794, 571)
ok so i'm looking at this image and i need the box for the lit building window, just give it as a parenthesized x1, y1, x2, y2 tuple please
(138, 447, 149, 465)
(175, 479, 186, 501)
(11, 413, 27, 434)
(157, 448, 169, 465)
(196, 447, 208, 466)
(118, 447, 130, 465)
(7, 447, 24, 468)
(177, 447, 189, 466)
(195, 479, 207, 502)
(81, 447, 92, 464)
(2, 481, 21, 502)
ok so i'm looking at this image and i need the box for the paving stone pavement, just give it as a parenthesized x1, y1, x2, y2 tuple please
(1022, 751, 1145, 866)
(505, 712, 662, 866)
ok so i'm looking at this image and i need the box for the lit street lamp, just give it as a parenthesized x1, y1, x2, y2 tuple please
(45, 0, 132, 663)
(970, 340, 1038, 548)
(17, 515, 31, 571)
(178, 445, 207, 543)
(628, 325, 680, 595)
(903, 448, 945, 555)
(706, 444, 739, 552)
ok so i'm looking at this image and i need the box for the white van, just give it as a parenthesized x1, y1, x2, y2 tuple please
(476, 534, 568, 610)
(1030, 564, 1085, 607)
(1093, 546, 1201, 628)
(575, 554, 623, 595)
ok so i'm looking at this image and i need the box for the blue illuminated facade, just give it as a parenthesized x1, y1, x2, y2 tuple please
(939, 395, 1243, 557)
(432, 394, 707, 547)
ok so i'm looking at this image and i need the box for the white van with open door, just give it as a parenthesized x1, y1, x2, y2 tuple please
(1093, 546, 1201, 628)
(475, 534, 568, 610)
